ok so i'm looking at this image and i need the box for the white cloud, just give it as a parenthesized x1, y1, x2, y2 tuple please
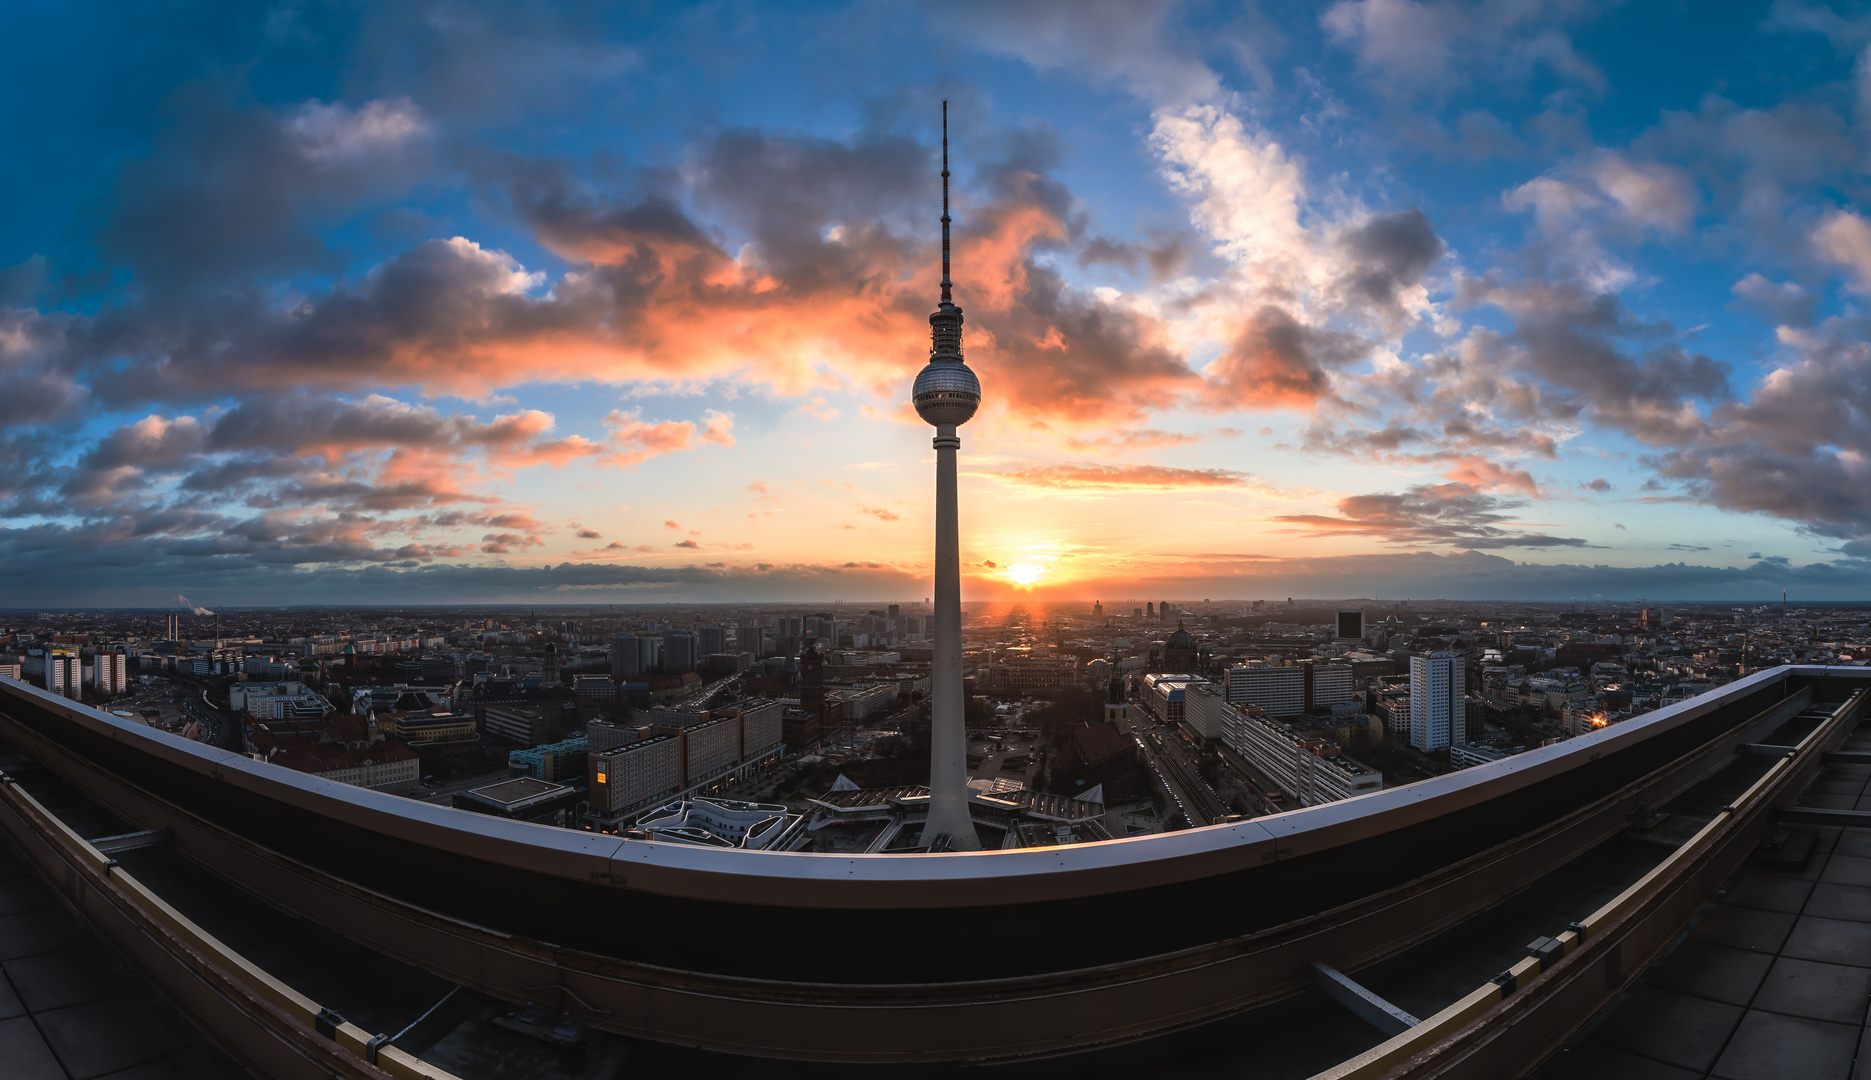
(1814, 209, 1871, 290)
(1584, 152, 1696, 234)
(286, 98, 427, 163)
(1150, 104, 1320, 299)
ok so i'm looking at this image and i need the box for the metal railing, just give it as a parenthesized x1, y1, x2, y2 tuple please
(0, 769, 464, 1080)
(1308, 687, 1868, 1080)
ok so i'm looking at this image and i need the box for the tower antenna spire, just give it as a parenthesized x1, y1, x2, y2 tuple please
(941, 99, 952, 305)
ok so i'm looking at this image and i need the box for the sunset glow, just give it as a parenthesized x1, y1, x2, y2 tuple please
(3, 4, 1869, 605)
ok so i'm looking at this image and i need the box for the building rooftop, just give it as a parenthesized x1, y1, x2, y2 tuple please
(465, 776, 566, 807)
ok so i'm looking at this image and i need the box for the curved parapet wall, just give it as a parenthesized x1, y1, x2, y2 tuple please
(0, 667, 1864, 1061)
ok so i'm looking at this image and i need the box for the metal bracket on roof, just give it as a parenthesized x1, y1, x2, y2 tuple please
(89, 828, 168, 855)
(1777, 806, 1871, 828)
(1307, 960, 1420, 1037)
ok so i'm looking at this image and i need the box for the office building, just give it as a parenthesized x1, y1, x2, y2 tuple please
(1221, 702, 1383, 806)
(1410, 652, 1463, 752)
(590, 735, 682, 820)
(1224, 664, 1305, 717)
(1222, 662, 1356, 717)
(1181, 681, 1227, 743)
(1305, 662, 1357, 709)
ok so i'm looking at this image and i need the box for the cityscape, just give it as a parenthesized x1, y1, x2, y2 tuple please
(7, 598, 1867, 853)
(8, 1, 1871, 1078)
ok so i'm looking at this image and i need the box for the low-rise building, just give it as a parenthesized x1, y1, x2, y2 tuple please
(509, 735, 588, 782)
(1142, 673, 1203, 724)
(452, 777, 580, 825)
(269, 742, 419, 790)
(232, 681, 332, 720)
(1450, 740, 1528, 770)
(634, 797, 801, 850)
(829, 683, 896, 722)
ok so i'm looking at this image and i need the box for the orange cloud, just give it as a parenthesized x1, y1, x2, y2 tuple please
(598, 409, 736, 467)
(1203, 306, 1366, 411)
(985, 463, 1251, 490)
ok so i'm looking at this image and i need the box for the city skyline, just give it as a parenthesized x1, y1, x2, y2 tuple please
(8, 3, 1871, 606)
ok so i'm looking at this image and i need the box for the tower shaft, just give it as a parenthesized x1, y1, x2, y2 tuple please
(925, 424, 976, 849)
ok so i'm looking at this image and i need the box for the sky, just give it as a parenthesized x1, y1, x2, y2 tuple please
(7, 0, 1871, 606)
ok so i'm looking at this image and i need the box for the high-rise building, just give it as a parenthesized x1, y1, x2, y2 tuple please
(663, 632, 696, 674)
(94, 651, 127, 696)
(610, 633, 659, 678)
(45, 650, 80, 699)
(1410, 651, 1462, 752)
(737, 625, 763, 658)
(610, 633, 642, 678)
(910, 101, 981, 851)
(698, 625, 725, 656)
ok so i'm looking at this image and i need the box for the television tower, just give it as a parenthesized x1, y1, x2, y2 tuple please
(912, 101, 981, 851)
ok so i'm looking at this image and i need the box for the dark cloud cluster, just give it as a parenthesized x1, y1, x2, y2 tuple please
(1272, 482, 1590, 549)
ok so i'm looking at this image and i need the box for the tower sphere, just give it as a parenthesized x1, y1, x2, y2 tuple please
(913, 358, 980, 427)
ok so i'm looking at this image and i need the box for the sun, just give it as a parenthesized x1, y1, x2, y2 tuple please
(1003, 562, 1046, 587)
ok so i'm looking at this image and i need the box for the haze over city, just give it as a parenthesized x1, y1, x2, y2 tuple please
(7, 1, 1871, 607)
